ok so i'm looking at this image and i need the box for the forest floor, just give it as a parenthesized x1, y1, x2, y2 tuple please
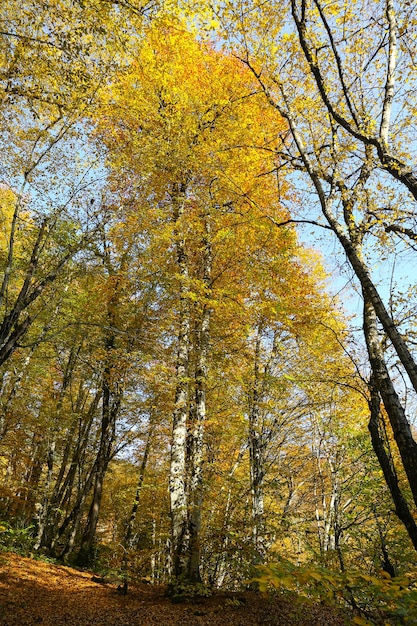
(0, 551, 351, 626)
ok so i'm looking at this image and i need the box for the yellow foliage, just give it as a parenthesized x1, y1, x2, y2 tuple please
(0, 186, 16, 257)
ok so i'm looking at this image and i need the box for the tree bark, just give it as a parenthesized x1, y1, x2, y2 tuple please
(169, 183, 191, 580)
(248, 328, 266, 566)
(363, 298, 417, 509)
(76, 362, 121, 566)
(186, 211, 212, 584)
(367, 378, 417, 551)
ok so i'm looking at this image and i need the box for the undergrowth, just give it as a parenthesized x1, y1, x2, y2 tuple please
(0, 521, 36, 554)
(254, 559, 417, 625)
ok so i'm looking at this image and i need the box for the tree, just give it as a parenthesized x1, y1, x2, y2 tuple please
(210, 0, 417, 552)
(2, 7, 412, 608)
(93, 14, 305, 584)
(0, 0, 159, 373)
(94, 14, 374, 587)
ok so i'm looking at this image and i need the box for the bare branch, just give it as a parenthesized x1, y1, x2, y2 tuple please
(313, 0, 360, 128)
(384, 223, 417, 241)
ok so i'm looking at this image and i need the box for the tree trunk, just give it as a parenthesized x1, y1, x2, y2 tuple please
(332, 225, 417, 397)
(367, 375, 417, 551)
(363, 298, 417, 509)
(120, 418, 155, 593)
(34, 345, 78, 550)
(169, 183, 191, 580)
(40, 388, 101, 551)
(187, 211, 212, 584)
(248, 336, 266, 565)
(53, 460, 98, 558)
(76, 367, 121, 566)
(75, 238, 126, 566)
(248, 325, 282, 565)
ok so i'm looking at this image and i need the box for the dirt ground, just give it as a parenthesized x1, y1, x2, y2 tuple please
(0, 552, 350, 626)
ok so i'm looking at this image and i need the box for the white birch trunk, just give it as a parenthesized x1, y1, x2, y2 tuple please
(169, 183, 190, 578)
(187, 211, 212, 583)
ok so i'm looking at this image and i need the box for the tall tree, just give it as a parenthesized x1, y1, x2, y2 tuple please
(95, 15, 364, 586)
(0, 0, 159, 372)
(210, 0, 417, 551)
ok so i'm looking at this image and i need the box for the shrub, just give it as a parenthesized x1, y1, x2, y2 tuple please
(0, 521, 36, 554)
(254, 558, 417, 624)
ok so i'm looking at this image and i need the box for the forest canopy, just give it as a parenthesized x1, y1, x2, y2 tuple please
(1, 1, 417, 622)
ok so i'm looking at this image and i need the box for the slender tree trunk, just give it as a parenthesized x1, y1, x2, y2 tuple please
(75, 239, 126, 566)
(367, 376, 417, 551)
(248, 326, 270, 566)
(40, 388, 100, 550)
(373, 508, 396, 577)
(363, 298, 417, 509)
(312, 430, 326, 556)
(186, 318, 209, 582)
(54, 460, 98, 558)
(76, 368, 121, 565)
(322, 204, 417, 400)
(34, 346, 78, 550)
(120, 418, 155, 593)
(187, 212, 212, 584)
(363, 299, 417, 549)
(249, 379, 265, 564)
(54, 389, 100, 509)
(209, 445, 246, 588)
(40, 390, 100, 554)
(0, 353, 32, 442)
(169, 183, 191, 580)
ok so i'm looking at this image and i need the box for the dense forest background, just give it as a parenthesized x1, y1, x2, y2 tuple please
(1, 0, 417, 622)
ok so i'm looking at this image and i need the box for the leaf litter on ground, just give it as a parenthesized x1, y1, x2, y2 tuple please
(0, 552, 350, 626)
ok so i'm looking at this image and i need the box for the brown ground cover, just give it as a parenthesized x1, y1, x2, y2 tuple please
(0, 552, 349, 625)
